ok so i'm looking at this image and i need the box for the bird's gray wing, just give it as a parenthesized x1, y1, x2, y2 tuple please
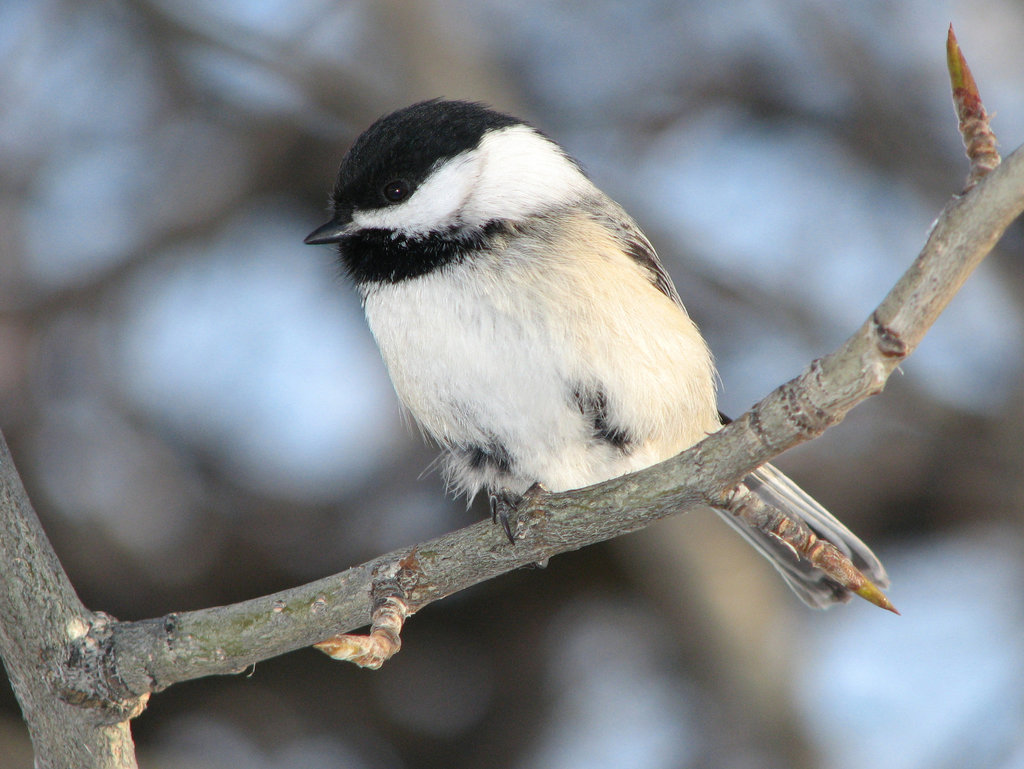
(596, 203, 684, 307)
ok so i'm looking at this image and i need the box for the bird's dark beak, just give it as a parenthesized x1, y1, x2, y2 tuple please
(304, 215, 352, 245)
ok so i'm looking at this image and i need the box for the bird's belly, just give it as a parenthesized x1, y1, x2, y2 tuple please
(361, 260, 716, 496)
(364, 280, 594, 491)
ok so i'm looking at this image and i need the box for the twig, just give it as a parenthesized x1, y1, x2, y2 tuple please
(947, 24, 1000, 188)
(315, 550, 421, 669)
(721, 485, 896, 612)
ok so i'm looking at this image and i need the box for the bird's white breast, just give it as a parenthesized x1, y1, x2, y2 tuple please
(361, 211, 719, 496)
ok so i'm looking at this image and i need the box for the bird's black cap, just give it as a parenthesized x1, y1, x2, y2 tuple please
(304, 101, 527, 283)
(324, 100, 522, 230)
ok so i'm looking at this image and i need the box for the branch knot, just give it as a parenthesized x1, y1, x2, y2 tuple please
(871, 311, 910, 359)
(52, 612, 150, 723)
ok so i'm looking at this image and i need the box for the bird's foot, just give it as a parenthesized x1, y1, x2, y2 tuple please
(489, 482, 546, 544)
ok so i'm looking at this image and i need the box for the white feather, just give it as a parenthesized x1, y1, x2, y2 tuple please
(361, 208, 718, 498)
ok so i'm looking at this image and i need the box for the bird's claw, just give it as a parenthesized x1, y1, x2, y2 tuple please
(489, 489, 520, 544)
(488, 483, 546, 545)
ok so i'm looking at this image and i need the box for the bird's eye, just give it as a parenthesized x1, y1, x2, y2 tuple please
(382, 179, 410, 203)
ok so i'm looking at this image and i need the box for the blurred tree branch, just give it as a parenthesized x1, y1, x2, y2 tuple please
(3, 36, 1024, 766)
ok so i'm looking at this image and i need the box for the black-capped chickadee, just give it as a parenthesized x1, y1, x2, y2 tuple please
(306, 99, 888, 608)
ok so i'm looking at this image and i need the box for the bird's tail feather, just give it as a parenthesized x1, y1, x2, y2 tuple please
(713, 463, 889, 609)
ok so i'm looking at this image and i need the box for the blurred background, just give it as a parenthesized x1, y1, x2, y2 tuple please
(2, 0, 1023, 767)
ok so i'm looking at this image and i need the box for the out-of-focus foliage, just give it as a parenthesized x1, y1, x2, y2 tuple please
(2, 1, 1023, 767)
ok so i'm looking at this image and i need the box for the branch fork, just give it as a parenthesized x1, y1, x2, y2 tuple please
(315, 550, 423, 669)
(947, 25, 1000, 189)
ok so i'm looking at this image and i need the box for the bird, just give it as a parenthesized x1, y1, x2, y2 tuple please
(305, 98, 889, 609)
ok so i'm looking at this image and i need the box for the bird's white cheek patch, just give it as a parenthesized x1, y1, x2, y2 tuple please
(465, 125, 594, 223)
(352, 153, 479, 235)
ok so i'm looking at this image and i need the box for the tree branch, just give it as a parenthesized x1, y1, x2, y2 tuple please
(92, 140, 1024, 693)
(0, 436, 144, 768)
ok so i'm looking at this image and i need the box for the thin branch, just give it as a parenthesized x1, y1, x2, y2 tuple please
(947, 24, 1000, 188)
(94, 140, 1024, 694)
(720, 483, 894, 611)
